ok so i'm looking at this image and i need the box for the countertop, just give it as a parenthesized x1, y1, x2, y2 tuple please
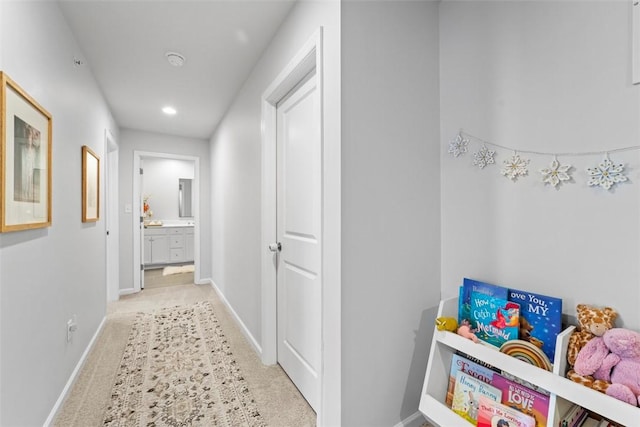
(144, 221, 194, 228)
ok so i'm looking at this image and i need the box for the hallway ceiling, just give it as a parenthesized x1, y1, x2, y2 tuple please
(58, 0, 296, 140)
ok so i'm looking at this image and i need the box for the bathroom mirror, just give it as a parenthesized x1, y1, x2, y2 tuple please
(179, 178, 193, 217)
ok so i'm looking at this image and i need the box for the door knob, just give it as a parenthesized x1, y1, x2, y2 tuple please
(268, 242, 282, 253)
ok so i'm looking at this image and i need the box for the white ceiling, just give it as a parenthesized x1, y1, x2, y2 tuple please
(58, 0, 296, 140)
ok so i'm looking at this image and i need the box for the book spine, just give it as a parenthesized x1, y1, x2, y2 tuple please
(569, 409, 589, 427)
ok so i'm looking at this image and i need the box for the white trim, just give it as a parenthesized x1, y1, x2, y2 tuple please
(393, 411, 426, 427)
(261, 27, 341, 426)
(633, 0, 640, 85)
(132, 151, 201, 292)
(43, 317, 107, 427)
(104, 129, 119, 302)
(208, 279, 262, 356)
(119, 288, 137, 296)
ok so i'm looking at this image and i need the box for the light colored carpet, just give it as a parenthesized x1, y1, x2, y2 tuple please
(144, 268, 193, 290)
(54, 283, 316, 427)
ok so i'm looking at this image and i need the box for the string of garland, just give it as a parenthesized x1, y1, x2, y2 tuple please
(448, 130, 640, 190)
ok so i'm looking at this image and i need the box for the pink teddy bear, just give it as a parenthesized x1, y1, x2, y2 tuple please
(574, 327, 640, 406)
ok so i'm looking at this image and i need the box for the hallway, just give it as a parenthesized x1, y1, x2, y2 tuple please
(53, 280, 316, 426)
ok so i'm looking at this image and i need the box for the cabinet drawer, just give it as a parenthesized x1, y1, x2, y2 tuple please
(166, 228, 185, 235)
(144, 228, 165, 236)
(170, 248, 184, 261)
(169, 236, 184, 248)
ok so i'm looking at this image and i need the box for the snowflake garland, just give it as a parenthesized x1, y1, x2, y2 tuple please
(473, 145, 496, 169)
(587, 156, 628, 190)
(448, 131, 636, 192)
(448, 132, 469, 157)
(501, 153, 530, 181)
(540, 158, 572, 188)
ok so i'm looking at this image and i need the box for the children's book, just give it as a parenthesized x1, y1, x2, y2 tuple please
(451, 371, 502, 424)
(458, 278, 509, 329)
(458, 351, 501, 371)
(507, 288, 563, 361)
(471, 292, 520, 348)
(445, 353, 500, 407)
(491, 373, 550, 427)
(499, 371, 550, 396)
(476, 396, 536, 427)
(558, 403, 587, 427)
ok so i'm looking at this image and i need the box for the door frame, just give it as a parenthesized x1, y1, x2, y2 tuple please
(261, 28, 341, 425)
(132, 151, 201, 293)
(105, 129, 119, 301)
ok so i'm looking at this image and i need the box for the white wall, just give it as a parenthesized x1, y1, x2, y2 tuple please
(0, 2, 117, 425)
(142, 157, 194, 221)
(118, 128, 210, 290)
(440, 1, 640, 328)
(341, 1, 441, 425)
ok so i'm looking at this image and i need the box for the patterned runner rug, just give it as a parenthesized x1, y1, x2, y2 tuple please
(103, 301, 265, 426)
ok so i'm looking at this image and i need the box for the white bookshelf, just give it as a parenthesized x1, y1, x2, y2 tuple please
(419, 297, 639, 427)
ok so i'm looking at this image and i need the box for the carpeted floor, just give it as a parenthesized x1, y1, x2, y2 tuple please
(143, 267, 194, 289)
(54, 281, 316, 426)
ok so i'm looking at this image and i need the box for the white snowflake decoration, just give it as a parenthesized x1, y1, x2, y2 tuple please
(448, 133, 469, 157)
(473, 145, 496, 169)
(587, 156, 627, 190)
(540, 158, 572, 188)
(501, 153, 530, 181)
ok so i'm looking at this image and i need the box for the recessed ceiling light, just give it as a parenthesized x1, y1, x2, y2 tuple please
(162, 106, 177, 115)
(165, 51, 186, 67)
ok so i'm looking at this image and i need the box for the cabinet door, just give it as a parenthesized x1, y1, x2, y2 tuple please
(185, 231, 194, 262)
(143, 236, 152, 265)
(150, 235, 169, 264)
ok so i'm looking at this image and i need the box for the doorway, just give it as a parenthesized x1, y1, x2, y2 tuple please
(105, 129, 119, 302)
(275, 71, 321, 411)
(261, 29, 340, 424)
(132, 151, 200, 293)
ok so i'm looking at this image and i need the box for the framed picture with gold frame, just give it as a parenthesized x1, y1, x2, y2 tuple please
(82, 145, 99, 222)
(0, 72, 52, 232)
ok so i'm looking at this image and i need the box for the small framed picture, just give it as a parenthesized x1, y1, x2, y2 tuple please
(0, 72, 52, 232)
(82, 145, 100, 222)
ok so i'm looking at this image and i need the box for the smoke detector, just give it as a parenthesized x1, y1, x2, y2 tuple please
(165, 51, 185, 67)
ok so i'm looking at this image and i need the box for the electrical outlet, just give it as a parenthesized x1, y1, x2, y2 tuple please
(67, 315, 78, 342)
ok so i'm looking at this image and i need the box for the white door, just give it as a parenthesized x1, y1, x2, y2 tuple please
(105, 135, 119, 301)
(276, 72, 321, 412)
(139, 165, 145, 290)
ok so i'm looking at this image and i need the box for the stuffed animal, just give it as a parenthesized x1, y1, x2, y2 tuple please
(605, 328, 640, 405)
(435, 317, 458, 332)
(573, 328, 640, 406)
(457, 319, 479, 343)
(519, 317, 543, 349)
(566, 304, 618, 392)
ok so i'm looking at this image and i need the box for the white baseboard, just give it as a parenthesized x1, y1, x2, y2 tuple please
(208, 279, 263, 356)
(394, 411, 426, 427)
(119, 287, 136, 296)
(43, 316, 107, 427)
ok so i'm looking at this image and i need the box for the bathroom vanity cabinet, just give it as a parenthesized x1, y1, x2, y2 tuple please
(143, 226, 194, 266)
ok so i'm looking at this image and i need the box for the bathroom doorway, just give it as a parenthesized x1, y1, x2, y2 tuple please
(132, 151, 200, 292)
